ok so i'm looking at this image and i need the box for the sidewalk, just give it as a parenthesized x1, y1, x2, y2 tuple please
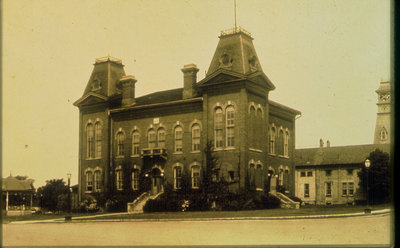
(8, 208, 391, 224)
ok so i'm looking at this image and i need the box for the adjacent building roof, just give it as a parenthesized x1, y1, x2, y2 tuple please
(295, 144, 391, 167)
(135, 88, 183, 106)
(2, 176, 35, 192)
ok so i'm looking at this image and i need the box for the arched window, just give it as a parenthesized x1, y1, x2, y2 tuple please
(249, 106, 256, 146)
(174, 126, 183, 152)
(380, 127, 388, 141)
(131, 169, 140, 190)
(132, 131, 140, 155)
(269, 126, 276, 154)
(116, 131, 125, 156)
(278, 129, 284, 155)
(148, 129, 156, 148)
(86, 170, 93, 191)
(157, 128, 166, 148)
(192, 124, 201, 151)
(94, 170, 102, 191)
(226, 106, 235, 147)
(279, 169, 284, 186)
(284, 130, 289, 157)
(191, 166, 200, 189)
(214, 108, 223, 148)
(174, 166, 182, 189)
(86, 123, 94, 158)
(116, 167, 123, 190)
(95, 122, 102, 158)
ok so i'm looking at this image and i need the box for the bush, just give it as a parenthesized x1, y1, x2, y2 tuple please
(79, 195, 100, 213)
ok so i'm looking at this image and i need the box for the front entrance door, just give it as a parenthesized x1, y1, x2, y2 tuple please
(150, 168, 163, 195)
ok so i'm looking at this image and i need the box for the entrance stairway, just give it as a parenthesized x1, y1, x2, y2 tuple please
(270, 192, 300, 209)
(127, 192, 163, 213)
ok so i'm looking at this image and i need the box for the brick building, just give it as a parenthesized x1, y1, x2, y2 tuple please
(74, 27, 300, 205)
(295, 144, 390, 205)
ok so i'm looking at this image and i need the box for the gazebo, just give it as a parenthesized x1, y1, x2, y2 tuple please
(2, 176, 35, 214)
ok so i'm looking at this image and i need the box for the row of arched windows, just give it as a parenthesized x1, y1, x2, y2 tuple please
(113, 122, 202, 157)
(268, 125, 290, 157)
(86, 121, 102, 158)
(85, 168, 103, 192)
(173, 163, 201, 189)
(249, 103, 264, 148)
(214, 105, 235, 149)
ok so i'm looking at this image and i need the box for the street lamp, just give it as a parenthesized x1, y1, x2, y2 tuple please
(364, 159, 371, 214)
(65, 173, 72, 221)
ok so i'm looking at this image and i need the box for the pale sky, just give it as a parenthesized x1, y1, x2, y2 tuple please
(2, 0, 391, 187)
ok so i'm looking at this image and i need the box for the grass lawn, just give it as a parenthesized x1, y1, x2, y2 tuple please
(77, 203, 391, 220)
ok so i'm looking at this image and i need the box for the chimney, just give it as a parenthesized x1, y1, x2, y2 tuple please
(319, 138, 324, 148)
(326, 140, 330, 147)
(118, 75, 137, 106)
(181, 64, 199, 99)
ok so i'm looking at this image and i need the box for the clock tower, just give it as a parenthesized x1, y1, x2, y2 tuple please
(373, 81, 391, 144)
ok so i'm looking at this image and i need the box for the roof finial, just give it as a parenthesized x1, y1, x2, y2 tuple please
(234, 0, 237, 32)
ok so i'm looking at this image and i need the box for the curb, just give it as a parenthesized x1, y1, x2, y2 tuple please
(8, 209, 391, 224)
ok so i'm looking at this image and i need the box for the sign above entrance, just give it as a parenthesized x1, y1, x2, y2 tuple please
(153, 118, 159, 124)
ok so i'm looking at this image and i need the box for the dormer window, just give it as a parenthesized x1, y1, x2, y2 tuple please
(380, 127, 388, 141)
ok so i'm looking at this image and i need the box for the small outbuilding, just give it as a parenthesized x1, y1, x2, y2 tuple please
(2, 175, 35, 214)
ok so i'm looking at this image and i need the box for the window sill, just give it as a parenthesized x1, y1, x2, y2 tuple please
(115, 156, 125, 159)
(173, 152, 184, 155)
(255, 188, 263, 191)
(214, 147, 224, 151)
(224, 147, 236, 151)
(130, 155, 140, 158)
(192, 187, 199, 190)
(85, 157, 102, 161)
(249, 148, 263, 153)
(268, 153, 276, 157)
(84, 191, 93, 194)
(278, 155, 289, 159)
(190, 151, 201, 154)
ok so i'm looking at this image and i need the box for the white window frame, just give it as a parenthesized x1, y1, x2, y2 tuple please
(95, 122, 102, 158)
(132, 131, 140, 155)
(226, 106, 235, 147)
(86, 170, 93, 192)
(157, 128, 166, 148)
(191, 166, 200, 189)
(148, 129, 156, 148)
(116, 168, 123, 191)
(174, 166, 182, 189)
(192, 124, 201, 152)
(174, 126, 183, 152)
(116, 131, 125, 156)
(131, 169, 140, 191)
(214, 108, 223, 148)
(86, 123, 94, 158)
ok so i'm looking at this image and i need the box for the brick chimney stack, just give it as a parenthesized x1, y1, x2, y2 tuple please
(181, 64, 200, 99)
(319, 138, 324, 148)
(118, 75, 137, 106)
(326, 140, 330, 147)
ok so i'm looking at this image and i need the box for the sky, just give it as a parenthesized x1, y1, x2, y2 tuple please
(2, 0, 391, 188)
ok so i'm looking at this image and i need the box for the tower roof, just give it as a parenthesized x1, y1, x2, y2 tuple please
(376, 81, 391, 93)
(207, 27, 263, 76)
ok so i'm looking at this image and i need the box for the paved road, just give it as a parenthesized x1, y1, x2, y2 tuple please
(3, 214, 392, 246)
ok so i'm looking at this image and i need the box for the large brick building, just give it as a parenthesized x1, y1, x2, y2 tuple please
(74, 27, 300, 205)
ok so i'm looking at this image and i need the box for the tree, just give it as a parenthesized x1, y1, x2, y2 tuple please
(37, 179, 69, 211)
(358, 149, 390, 204)
(201, 140, 229, 208)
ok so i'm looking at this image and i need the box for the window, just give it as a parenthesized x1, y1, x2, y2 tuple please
(157, 128, 166, 148)
(279, 130, 284, 155)
(132, 169, 139, 190)
(94, 170, 101, 191)
(191, 166, 200, 189)
(342, 182, 348, 196)
(269, 127, 276, 154)
(174, 166, 182, 189)
(226, 106, 235, 147)
(116, 131, 125, 156)
(284, 130, 289, 157)
(307, 171, 313, 177)
(192, 124, 201, 151)
(116, 168, 123, 190)
(348, 182, 354, 196)
(148, 129, 156, 148)
(95, 122, 102, 157)
(380, 127, 388, 141)
(326, 182, 332, 197)
(174, 126, 183, 152)
(300, 171, 306, 177)
(326, 170, 332, 176)
(304, 183, 310, 197)
(279, 170, 284, 186)
(215, 108, 223, 148)
(347, 169, 353, 175)
(86, 123, 94, 158)
(132, 131, 140, 155)
(86, 171, 93, 191)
